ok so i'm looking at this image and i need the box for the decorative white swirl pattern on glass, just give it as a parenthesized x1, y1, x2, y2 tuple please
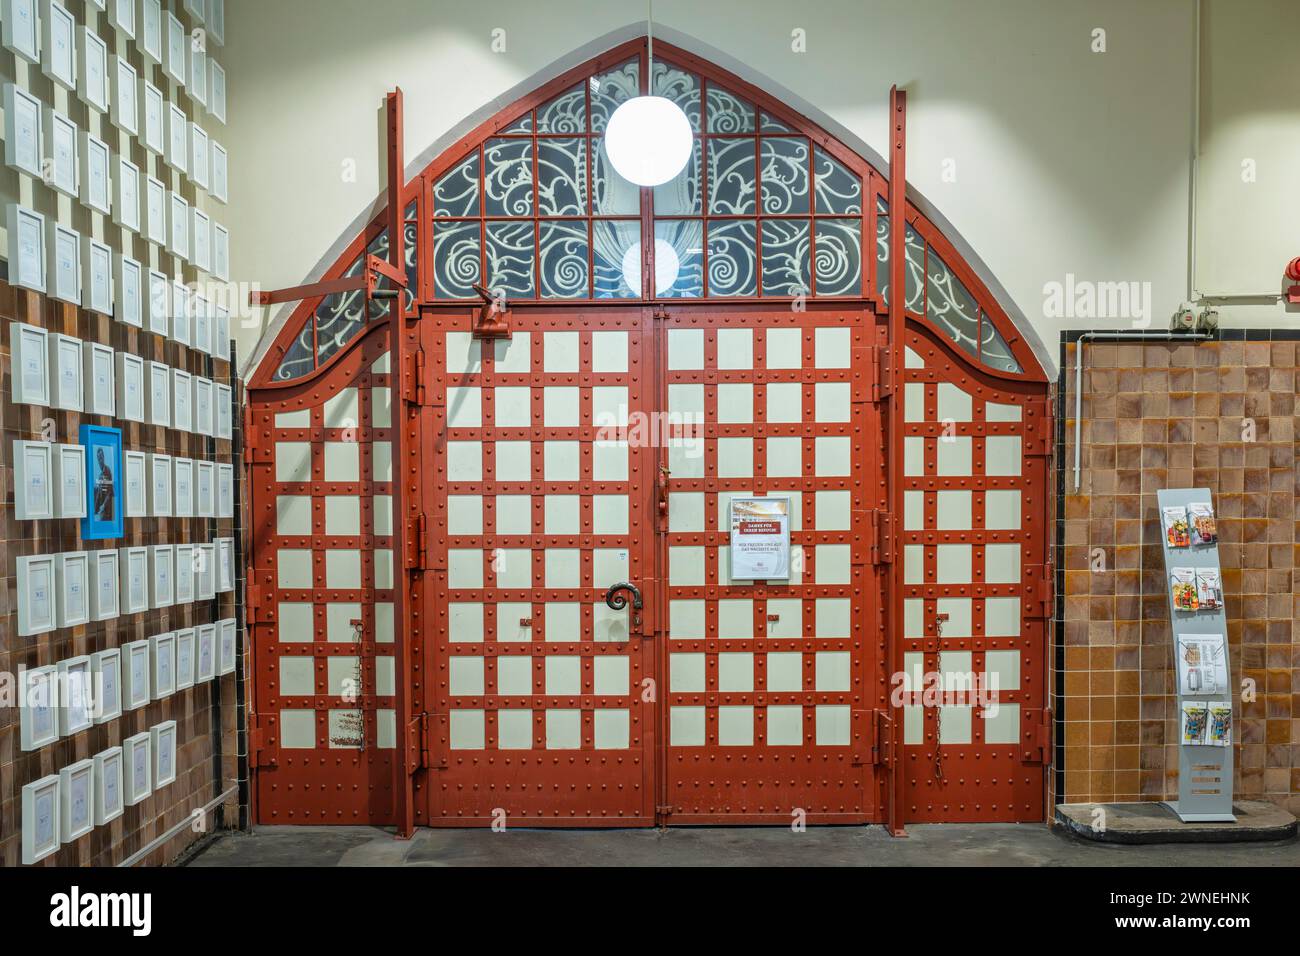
(707, 220, 758, 296)
(761, 219, 811, 295)
(760, 138, 810, 215)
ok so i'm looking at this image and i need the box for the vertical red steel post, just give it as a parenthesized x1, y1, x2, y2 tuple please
(886, 85, 908, 838)
(387, 88, 415, 839)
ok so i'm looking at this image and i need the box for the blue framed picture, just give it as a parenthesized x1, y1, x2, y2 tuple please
(80, 425, 124, 540)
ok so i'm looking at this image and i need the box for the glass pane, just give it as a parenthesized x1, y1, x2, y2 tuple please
(653, 138, 701, 215)
(500, 113, 533, 134)
(539, 220, 589, 298)
(814, 147, 862, 215)
(538, 138, 588, 216)
(760, 137, 810, 215)
(760, 219, 810, 296)
(815, 218, 862, 296)
(927, 249, 979, 358)
(434, 152, 480, 218)
(365, 229, 392, 321)
(403, 218, 418, 309)
(760, 111, 793, 133)
(708, 138, 756, 215)
(592, 220, 640, 298)
(980, 312, 1022, 373)
(316, 257, 368, 365)
(275, 324, 315, 381)
(707, 220, 758, 296)
(593, 137, 640, 215)
(485, 221, 535, 297)
(590, 60, 639, 132)
(434, 221, 481, 298)
(652, 62, 700, 130)
(877, 211, 890, 305)
(654, 220, 703, 298)
(484, 138, 533, 217)
(706, 84, 755, 133)
(536, 83, 586, 134)
(905, 223, 924, 312)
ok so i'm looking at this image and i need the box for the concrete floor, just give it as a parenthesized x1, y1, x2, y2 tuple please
(187, 823, 1300, 867)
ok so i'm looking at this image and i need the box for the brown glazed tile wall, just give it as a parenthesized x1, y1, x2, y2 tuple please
(0, 282, 240, 866)
(1059, 336, 1299, 813)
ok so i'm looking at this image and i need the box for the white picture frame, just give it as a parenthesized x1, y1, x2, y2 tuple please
(139, 0, 163, 64)
(140, 79, 165, 154)
(172, 279, 191, 345)
(112, 0, 137, 38)
(174, 458, 194, 517)
(79, 132, 112, 215)
(165, 10, 186, 85)
(48, 332, 84, 411)
(193, 293, 211, 354)
(196, 459, 215, 516)
(217, 539, 234, 593)
(194, 377, 213, 436)
(166, 101, 188, 174)
(195, 623, 216, 682)
(57, 656, 94, 736)
(151, 633, 176, 699)
(116, 351, 145, 421)
(91, 649, 123, 724)
(48, 222, 82, 304)
(41, 0, 77, 90)
(59, 759, 95, 843)
(218, 462, 234, 517)
(54, 444, 87, 518)
(210, 140, 228, 203)
(11, 320, 49, 403)
(214, 306, 231, 361)
(2, 0, 40, 64)
(82, 341, 116, 415)
(215, 383, 233, 439)
(151, 543, 174, 606)
(189, 41, 207, 108)
(56, 551, 90, 627)
(116, 254, 144, 328)
(175, 628, 196, 689)
(113, 157, 141, 233)
(196, 542, 216, 600)
(147, 268, 170, 336)
(78, 26, 110, 112)
(111, 56, 139, 135)
(192, 209, 211, 272)
(149, 453, 173, 516)
(190, 122, 210, 189)
(171, 369, 193, 431)
(6, 207, 46, 293)
(13, 440, 54, 519)
(169, 190, 190, 259)
(91, 548, 120, 620)
(43, 108, 78, 197)
(16, 554, 57, 636)
(175, 542, 195, 603)
(152, 719, 178, 787)
(218, 618, 237, 674)
(121, 640, 151, 710)
(20, 665, 60, 751)
(124, 731, 152, 805)
(184, 0, 205, 23)
(120, 544, 150, 612)
(123, 450, 148, 519)
(4, 83, 43, 177)
(83, 237, 114, 316)
(209, 0, 224, 45)
(21, 774, 61, 864)
(146, 360, 171, 427)
(93, 746, 124, 824)
(212, 222, 230, 281)
(209, 59, 226, 124)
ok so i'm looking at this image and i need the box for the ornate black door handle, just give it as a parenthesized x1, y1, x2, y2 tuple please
(604, 582, 644, 636)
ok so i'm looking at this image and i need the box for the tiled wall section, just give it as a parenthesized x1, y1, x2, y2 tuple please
(1, 284, 239, 866)
(1058, 335, 1299, 812)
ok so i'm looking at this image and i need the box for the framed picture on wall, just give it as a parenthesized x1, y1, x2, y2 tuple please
(172, 280, 191, 346)
(193, 294, 211, 354)
(147, 268, 170, 336)
(195, 624, 216, 682)
(139, 0, 163, 64)
(78, 26, 110, 112)
(148, 453, 173, 516)
(124, 451, 147, 519)
(141, 79, 165, 154)
(209, 0, 225, 45)
(41, 0, 77, 90)
(190, 123, 210, 189)
(112, 56, 139, 135)
(196, 460, 215, 516)
(123, 732, 152, 805)
(169, 191, 190, 259)
(54, 443, 87, 519)
(189, 42, 207, 108)
(167, 103, 189, 174)
(218, 462, 234, 517)
(49, 223, 82, 304)
(213, 222, 230, 281)
(19, 665, 59, 751)
(150, 543, 174, 607)
(48, 332, 84, 411)
(116, 352, 145, 421)
(114, 157, 141, 233)
(192, 209, 212, 272)
(152, 720, 178, 788)
(171, 369, 192, 431)
(214, 306, 231, 360)
(119, 544, 150, 613)
(194, 377, 213, 436)
(211, 141, 228, 203)
(216, 539, 234, 592)
(4, 84, 43, 177)
(6, 206, 46, 293)
(56, 551, 90, 628)
(11, 319, 49, 406)
(2, 0, 40, 64)
(91, 648, 122, 723)
(93, 746, 124, 825)
(79, 132, 112, 215)
(121, 641, 151, 711)
(116, 254, 144, 328)
(175, 628, 196, 689)
(59, 759, 95, 843)
(43, 107, 79, 197)
(91, 548, 120, 620)
(197, 543, 216, 600)
(82, 341, 116, 415)
(215, 383, 233, 439)
(57, 655, 94, 736)
(151, 633, 175, 699)
(184, 0, 205, 23)
(210, 60, 227, 124)
(21, 774, 61, 864)
(13, 440, 54, 520)
(175, 543, 195, 603)
(174, 458, 194, 517)
(146, 360, 171, 427)
(218, 618, 237, 675)
(83, 237, 114, 315)
(16, 554, 56, 636)
(165, 11, 186, 86)
(80, 425, 125, 540)
(146, 175, 167, 245)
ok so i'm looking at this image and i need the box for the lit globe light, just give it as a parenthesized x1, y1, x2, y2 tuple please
(621, 239, 681, 296)
(603, 95, 693, 187)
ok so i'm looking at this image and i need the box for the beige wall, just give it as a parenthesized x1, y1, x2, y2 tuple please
(216, 0, 1298, 373)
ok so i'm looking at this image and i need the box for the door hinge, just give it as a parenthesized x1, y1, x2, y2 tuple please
(406, 714, 428, 772)
(250, 719, 279, 769)
(655, 804, 674, 817)
(1025, 564, 1053, 619)
(246, 585, 275, 623)
(405, 513, 428, 570)
(876, 344, 895, 401)
(1020, 708, 1052, 764)
(870, 509, 893, 564)
(855, 346, 874, 404)
(1024, 395, 1054, 457)
(871, 709, 891, 766)
(402, 347, 433, 407)
(426, 713, 448, 769)
(242, 412, 273, 464)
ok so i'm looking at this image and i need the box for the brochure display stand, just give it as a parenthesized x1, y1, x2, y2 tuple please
(1158, 488, 1235, 822)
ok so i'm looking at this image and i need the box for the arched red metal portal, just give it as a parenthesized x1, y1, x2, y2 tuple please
(242, 37, 1051, 828)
